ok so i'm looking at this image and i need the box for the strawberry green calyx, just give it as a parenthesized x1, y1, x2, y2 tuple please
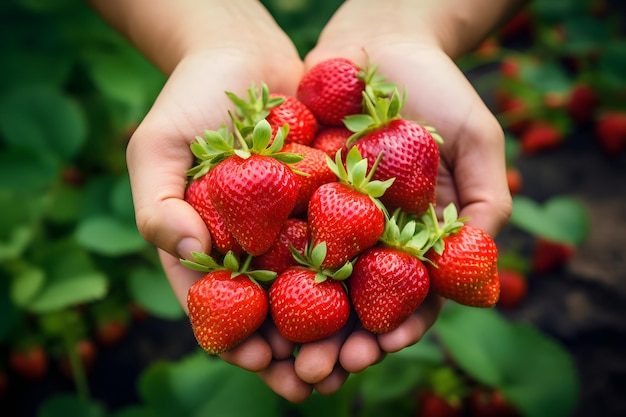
(422, 203, 468, 256)
(226, 82, 284, 132)
(379, 203, 468, 261)
(378, 209, 432, 260)
(290, 242, 353, 283)
(181, 250, 276, 286)
(186, 125, 235, 179)
(327, 146, 395, 202)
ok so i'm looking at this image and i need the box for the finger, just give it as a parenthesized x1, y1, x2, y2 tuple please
(159, 249, 205, 312)
(313, 366, 350, 396)
(338, 328, 384, 373)
(257, 359, 313, 403)
(259, 320, 297, 360)
(219, 333, 273, 372)
(295, 329, 347, 384)
(377, 293, 445, 353)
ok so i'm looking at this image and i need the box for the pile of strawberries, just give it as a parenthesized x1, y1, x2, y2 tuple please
(182, 58, 501, 355)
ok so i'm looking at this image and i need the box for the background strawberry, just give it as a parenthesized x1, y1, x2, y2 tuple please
(594, 111, 626, 155)
(8, 344, 48, 381)
(466, 386, 520, 417)
(496, 268, 528, 310)
(566, 83, 599, 125)
(531, 237, 576, 274)
(520, 121, 564, 154)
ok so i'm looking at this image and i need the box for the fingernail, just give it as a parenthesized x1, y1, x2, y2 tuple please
(177, 238, 203, 260)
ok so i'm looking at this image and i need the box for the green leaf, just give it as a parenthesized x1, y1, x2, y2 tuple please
(110, 174, 136, 224)
(10, 264, 45, 308)
(0, 148, 59, 191)
(75, 215, 147, 256)
(47, 183, 85, 224)
(598, 41, 626, 90)
(0, 275, 22, 342)
(0, 86, 87, 161)
(509, 195, 590, 245)
(26, 242, 109, 313)
(434, 304, 579, 417)
(520, 60, 572, 94)
(138, 351, 280, 417)
(128, 267, 184, 320)
(37, 394, 106, 417)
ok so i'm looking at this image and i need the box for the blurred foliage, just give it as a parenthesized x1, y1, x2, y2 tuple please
(3, 0, 623, 415)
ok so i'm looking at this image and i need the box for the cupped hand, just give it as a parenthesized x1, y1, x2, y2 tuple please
(291, 0, 513, 394)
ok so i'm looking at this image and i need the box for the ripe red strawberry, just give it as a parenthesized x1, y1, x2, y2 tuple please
(297, 57, 365, 126)
(531, 237, 575, 274)
(520, 121, 563, 154)
(467, 387, 519, 417)
(251, 218, 309, 275)
(594, 111, 626, 155)
(347, 91, 440, 216)
(496, 268, 527, 309)
(425, 209, 500, 308)
(184, 251, 274, 354)
(95, 318, 128, 347)
(416, 390, 462, 417)
(308, 147, 393, 268)
(269, 243, 351, 343)
(311, 126, 352, 157)
(495, 90, 531, 136)
(9, 344, 48, 381)
(266, 94, 318, 145)
(349, 246, 429, 333)
(184, 172, 243, 255)
(281, 142, 337, 216)
(566, 83, 599, 125)
(185, 120, 302, 256)
(210, 153, 298, 256)
(227, 83, 318, 145)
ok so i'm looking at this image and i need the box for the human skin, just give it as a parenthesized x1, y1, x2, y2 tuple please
(88, 0, 519, 403)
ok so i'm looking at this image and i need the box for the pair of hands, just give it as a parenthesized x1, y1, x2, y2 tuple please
(124, 1, 512, 403)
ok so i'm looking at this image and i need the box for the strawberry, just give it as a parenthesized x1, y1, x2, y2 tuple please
(311, 126, 352, 157)
(266, 94, 318, 145)
(95, 318, 128, 347)
(186, 120, 303, 256)
(281, 142, 337, 216)
(499, 8, 532, 42)
(349, 210, 432, 333)
(425, 205, 500, 308)
(594, 111, 626, 155)
(416, 390, 462, 417)
(269, 242, 352, 343)
(496, 268, 527, 309)
(58, 339, 97, 380)
(308, 147, 393, 268)
(346, 90, 440, 216)
(495, 90, 530, 136)
(506, 166, 522, 195)
(227, 83, 318, 145)
(350, 246, 429, 333)
(531, 237, 575, 274)
(467, 386, 519, 417)
(251, 218, 309, 275)
(297, 57, 365, 126)
(520, 121, 563, 154)
(184, 171, 243, 255)
(566, 83, 599, 125)
(9, 344, 48, 381)
(183, 251, 275, 354)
